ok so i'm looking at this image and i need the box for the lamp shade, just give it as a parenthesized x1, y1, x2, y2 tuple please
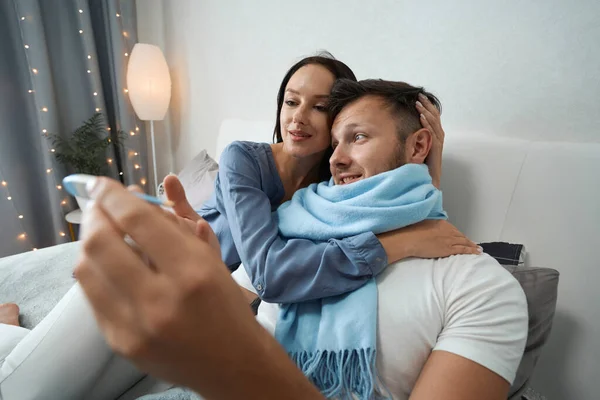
(126, 43, 171, 121)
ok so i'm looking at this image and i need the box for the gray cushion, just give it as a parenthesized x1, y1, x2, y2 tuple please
(503, 265, 559, 399)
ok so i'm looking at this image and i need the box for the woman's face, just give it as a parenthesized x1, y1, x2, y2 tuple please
(279, 64, 335, 159)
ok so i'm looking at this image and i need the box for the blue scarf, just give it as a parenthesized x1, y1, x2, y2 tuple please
(275, 163, 447, 399)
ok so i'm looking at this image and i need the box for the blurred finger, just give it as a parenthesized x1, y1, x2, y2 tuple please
(76, 259, 147, 359)
(75, 255, 130, 337)
(195, 219, 209, 242)
(158, 208, 197, 235)
(127, 185, 144, 194)
(88, 177, 196, 277)
(177, 215, 198, 234)
(196, 219, 221, 252)
(80, 202, 155, 298)
(163, 175, 200, 222)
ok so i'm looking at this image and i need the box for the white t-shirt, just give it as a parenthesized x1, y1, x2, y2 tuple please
(232, 254, 528, 400)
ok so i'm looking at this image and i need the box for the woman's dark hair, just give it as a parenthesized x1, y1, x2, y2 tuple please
(273, 52, 357, 180)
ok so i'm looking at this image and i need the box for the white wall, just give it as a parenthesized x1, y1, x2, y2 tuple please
(138, 0, 600, 174)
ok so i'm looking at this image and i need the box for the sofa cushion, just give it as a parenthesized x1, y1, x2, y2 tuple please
(503, 265, 559, 398)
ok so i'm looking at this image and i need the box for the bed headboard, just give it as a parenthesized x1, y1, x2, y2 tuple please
(216, 118, 600, 398)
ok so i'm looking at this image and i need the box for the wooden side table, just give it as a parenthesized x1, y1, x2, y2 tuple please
(65, 209, 82, 241)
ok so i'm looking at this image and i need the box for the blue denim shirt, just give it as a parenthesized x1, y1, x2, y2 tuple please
(198, 141, 388, 303)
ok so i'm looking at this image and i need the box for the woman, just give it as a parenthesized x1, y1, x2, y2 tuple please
(165, 52, 478, 305)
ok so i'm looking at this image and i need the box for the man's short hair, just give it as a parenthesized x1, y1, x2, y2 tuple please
(328, 79, 442, 142)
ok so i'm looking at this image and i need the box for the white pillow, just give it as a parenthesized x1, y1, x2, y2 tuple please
(158, 149, 219, 210)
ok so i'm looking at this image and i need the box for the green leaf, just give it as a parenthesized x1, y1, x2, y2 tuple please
(46, 112, 126, 176)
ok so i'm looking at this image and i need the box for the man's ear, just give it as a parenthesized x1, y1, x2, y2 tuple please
(406, 128, 432, 164)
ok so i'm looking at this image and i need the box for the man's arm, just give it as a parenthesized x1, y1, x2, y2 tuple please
(76, 178, 324, 400)
(410, 351, 509, 400)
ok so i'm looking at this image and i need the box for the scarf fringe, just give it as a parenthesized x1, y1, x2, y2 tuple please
(289, 348, 391, 400)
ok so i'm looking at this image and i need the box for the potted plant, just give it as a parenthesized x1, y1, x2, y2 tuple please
(49, 112, 126, 209)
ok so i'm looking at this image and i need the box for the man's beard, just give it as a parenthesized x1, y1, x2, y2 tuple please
(391, 142, 406, 170)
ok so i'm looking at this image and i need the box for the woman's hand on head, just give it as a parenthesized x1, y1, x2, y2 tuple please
(378, 220, 481, 262)
(416, 94, 444, 189)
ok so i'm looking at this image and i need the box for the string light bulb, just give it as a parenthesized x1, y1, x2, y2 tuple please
(42, 129, 47, 133)
(135, 126, 139, 131)
(18, 215, 23, 219)
(123, 31, 129, 37)
(124, 88, 129, 93)
(130, 131, 135, 136)
(56, 185, 62, 190)
(18, 233, 27, 240)
(21, 17, 25, 21)
(87, 69, 91, 73)
(78, 9, 83, 13)
(33, 248, 38, 251)
(59, 232, 66, 237)
(32, 68, 38, 74)
(79, 29, 83, 34)
(107, 158, 113, 164)
(93, 92, 98, 96)
(87, 55, 91, 59)
(119, 172, 124, 176)
(124, 52, 129, 57)
(28, 89, 34, 93)
(24, 44, 29, 49)
(140, 178, 147, 185)
(50, 148, 56, 153)
(134, 164, 140, 169)
(96, 107, 100, 112)
(134, 152, 138, 156)
(42, 107, 48, 112)
(1, 181, 6, 186)
(7, 196, 12, 200)
(61, 200, 67, 205)
(46, 168, 52, 173)
(116, 13, 121, 17)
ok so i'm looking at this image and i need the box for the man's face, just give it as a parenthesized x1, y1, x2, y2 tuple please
(330, 96, 405, 185)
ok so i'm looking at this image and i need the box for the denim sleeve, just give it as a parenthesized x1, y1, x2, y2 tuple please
(218, 144, 389, 303)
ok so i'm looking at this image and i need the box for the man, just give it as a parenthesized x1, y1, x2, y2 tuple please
(75, 80, 527, 400)
(233, 79, 528, 399)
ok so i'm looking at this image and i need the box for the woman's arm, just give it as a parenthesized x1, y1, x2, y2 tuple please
(378, 220, 480, 261)
(167, 142, 479, 304)
(216, 143, 388, 303)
